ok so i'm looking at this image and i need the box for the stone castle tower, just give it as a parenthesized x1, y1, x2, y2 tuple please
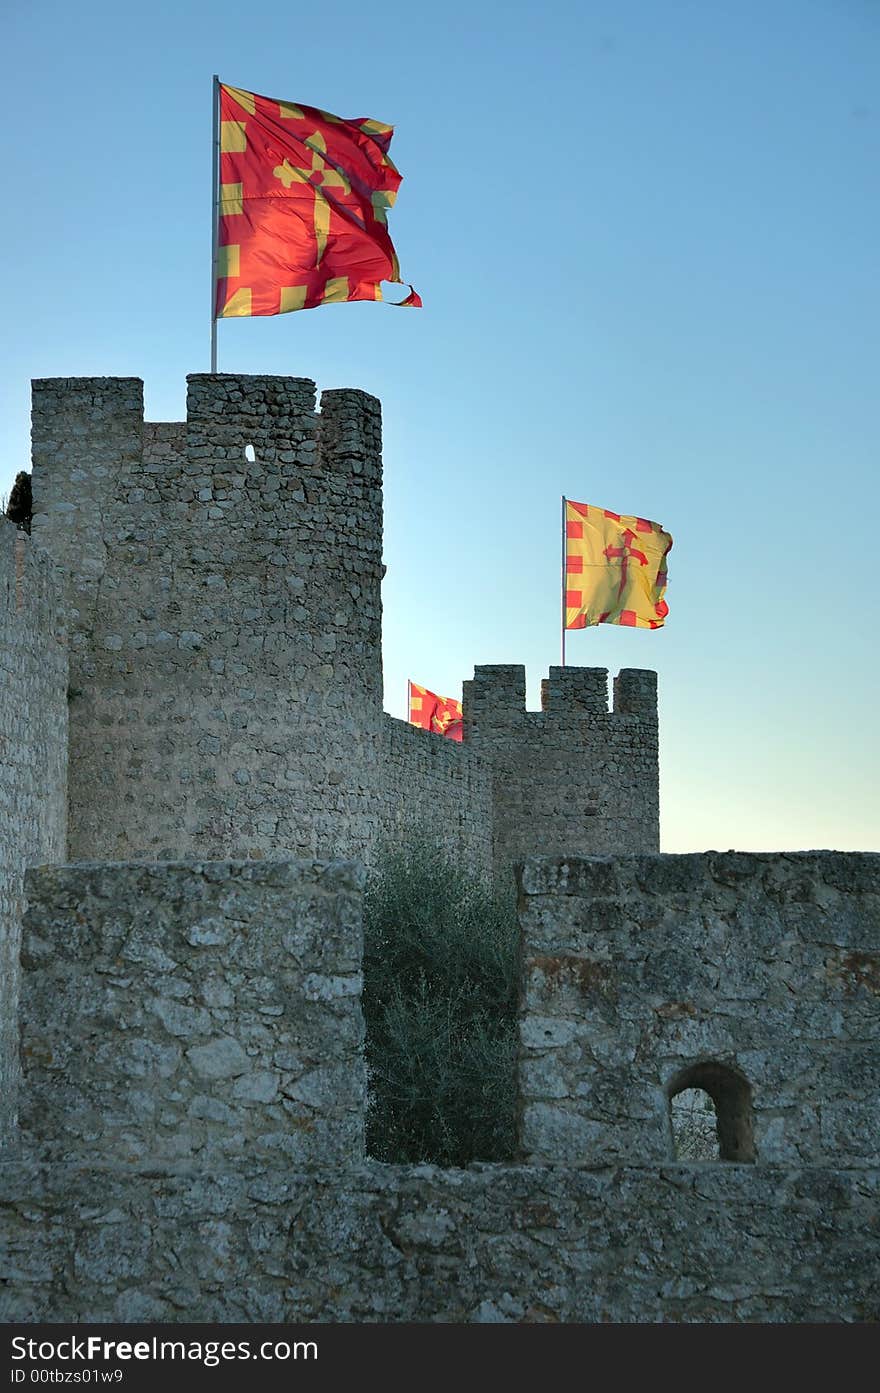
(30, 374, 385, 864)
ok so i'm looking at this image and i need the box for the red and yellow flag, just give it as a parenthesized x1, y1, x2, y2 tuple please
(408, 682, 463, 742)
(565, 500, 672, 630)
(216, 84, 420, 318)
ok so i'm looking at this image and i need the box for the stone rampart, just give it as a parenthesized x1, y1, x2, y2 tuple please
(0, 518, 67, 1139)
(518, 851, 880, 1168)
(1, 851, 876, 1322)
(0, 1159, 876, 1322)
(379, 716, 493, 876)
(18, 860, 364, 1169)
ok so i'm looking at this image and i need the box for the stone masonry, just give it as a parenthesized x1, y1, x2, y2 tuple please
(18, 861, 364, 1171)
(30, 376, 385, 866)
(0, 518, 67, 1139)
(0, 851, 877, 1322)
(0, 373, 876, 1323)
(518, 852, 880, 1168)
(464, 664, 658, 879)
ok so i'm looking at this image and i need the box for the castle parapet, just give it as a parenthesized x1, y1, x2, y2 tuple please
(462, 664, 526, 737)
(19, 860, 366, 1168)
(541, 666, 609, 714)
(463, 664, 660, 877)
(613, 668, 657, 718)
(518, 851, 880, 1168)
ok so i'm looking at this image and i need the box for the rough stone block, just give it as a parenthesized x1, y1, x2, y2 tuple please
(541, 666, 609, 714)
(18, 860, 366, 1169)
(517, 851, 880, 1168)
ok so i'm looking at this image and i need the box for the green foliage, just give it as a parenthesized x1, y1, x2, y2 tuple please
(363, 838, 519, 1166)
(4, 472, 32, 533)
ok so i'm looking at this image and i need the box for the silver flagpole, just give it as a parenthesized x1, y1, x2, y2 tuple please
(561, 495, 567, 667)
(210, 74, 220, 373)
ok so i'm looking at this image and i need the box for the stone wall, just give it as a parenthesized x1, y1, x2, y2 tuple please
(0, 1160, 876, 1322)
(0, 518, 67, 1140)
(463, 665, 659, 878)
(3, 851, 878, 1323)
(379, 716, 493, 877)
(518, 851, 880, 1168)
(18, 861, 365, 1168)
(30, 375, 384, 864)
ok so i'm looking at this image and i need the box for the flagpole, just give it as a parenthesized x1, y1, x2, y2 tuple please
(210, 73, 220, 373)
(561, 495, 567, 667)
(407, 678, 411, 722)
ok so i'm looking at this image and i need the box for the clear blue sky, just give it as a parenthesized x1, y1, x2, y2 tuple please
(3, 0, 878, 852)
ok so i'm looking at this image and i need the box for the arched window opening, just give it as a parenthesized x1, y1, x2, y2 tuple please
(668, 1061, 755, 1163)
(244, 443, 256, 463)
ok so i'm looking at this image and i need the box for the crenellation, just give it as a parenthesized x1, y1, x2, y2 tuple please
(464, 662, 659, 878)
(541, 665, 609, 713)
(613, 667, 658, 717)
(463, 664, 527, 731)
(20, 365, 662, 884)
(27, 375, 387, 866)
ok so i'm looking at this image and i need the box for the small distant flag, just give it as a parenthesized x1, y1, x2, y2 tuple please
(564, 499, 672, 634)
(213, 81, 420, 328)
(408, 682, 463, 742)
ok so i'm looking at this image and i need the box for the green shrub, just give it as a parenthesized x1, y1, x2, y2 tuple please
(363, 838, 519, 1166)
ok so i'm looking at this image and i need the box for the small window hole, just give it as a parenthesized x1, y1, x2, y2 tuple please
(244, 444, 256, 463)
(668, 1061, 755, 1163)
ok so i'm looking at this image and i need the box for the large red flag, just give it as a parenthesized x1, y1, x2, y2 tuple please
(216, 83, 420, 318)
(408, 682, 463, 742)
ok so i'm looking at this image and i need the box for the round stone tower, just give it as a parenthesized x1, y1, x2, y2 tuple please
(30, 373, 384, 862)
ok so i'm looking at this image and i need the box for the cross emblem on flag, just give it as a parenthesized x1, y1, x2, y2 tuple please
(603, 528, 649, 602)
(564, 500, 672, 631)
(272, 132, 352, 266)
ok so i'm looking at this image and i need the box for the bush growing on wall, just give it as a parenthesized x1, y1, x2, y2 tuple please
(363, 838, 519, 1166)
(3, 472, 32, 532)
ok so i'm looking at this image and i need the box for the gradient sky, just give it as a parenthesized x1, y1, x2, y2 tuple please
(3, 0, 878, 853)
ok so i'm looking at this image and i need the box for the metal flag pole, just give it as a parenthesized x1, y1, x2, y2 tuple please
(210, 74, 220, 373)
(561, 495, 567, 667)
(407, 678, 411, 722)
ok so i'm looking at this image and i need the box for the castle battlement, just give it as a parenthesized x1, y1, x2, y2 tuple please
(10, 375, 661, 881)
(464, 663, 659, 877)
(29, 375, 385, 866)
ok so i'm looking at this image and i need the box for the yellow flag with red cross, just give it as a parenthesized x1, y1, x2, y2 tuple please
(565, 499, 672, 630)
